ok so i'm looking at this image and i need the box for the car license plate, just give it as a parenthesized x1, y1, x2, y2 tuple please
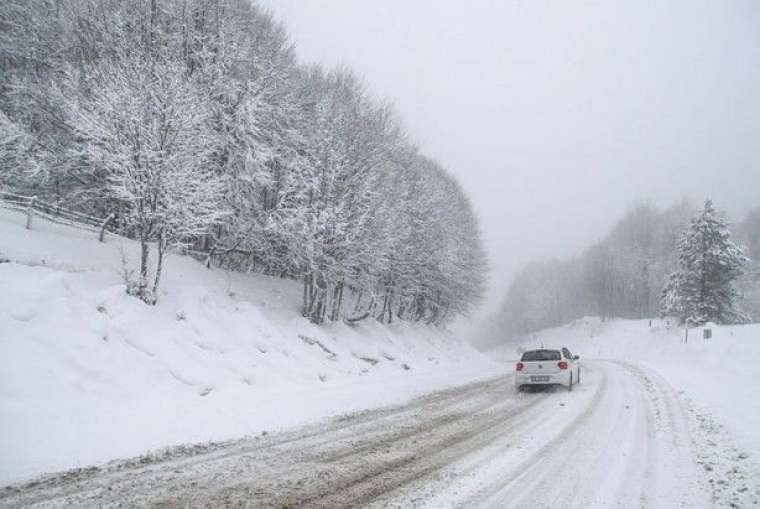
(531, 376, 550, 382)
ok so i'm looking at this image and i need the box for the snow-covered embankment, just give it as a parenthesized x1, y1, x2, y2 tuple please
(0, 209, 502, 485)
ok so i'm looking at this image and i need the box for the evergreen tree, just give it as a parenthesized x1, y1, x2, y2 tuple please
(660, 200, 750, 325)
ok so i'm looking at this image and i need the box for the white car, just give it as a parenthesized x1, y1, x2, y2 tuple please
(515, 347, 580, 391)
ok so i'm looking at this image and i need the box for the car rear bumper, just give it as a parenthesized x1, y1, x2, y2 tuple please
(515, 372, 570, 387)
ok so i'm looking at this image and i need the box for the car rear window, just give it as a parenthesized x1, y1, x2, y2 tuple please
(521, 350, 561, 361)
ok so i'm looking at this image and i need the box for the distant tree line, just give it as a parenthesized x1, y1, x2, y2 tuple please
(489, 201, 757, 341)
(735, 206, 760, 321)
(0, 0, 487, 324)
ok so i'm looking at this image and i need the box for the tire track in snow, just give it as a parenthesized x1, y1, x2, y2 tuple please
(398, 361, 709, 508)
(458, 362, 611, 508)
(476, 361, 704, 508)
(157, 378, 539, 507)
(1, 362, 726, 508)
(0, 374, 522, 507)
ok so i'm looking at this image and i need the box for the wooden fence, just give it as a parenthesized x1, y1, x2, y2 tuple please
(0, 190, 116, 241)
(0, 189, 255, 267)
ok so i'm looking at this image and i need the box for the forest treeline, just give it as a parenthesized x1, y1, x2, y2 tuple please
(0, 0, 487, 324)
(491, 202, 759, 341)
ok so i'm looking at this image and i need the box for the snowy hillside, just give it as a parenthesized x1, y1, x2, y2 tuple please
(493, 317, 760, 480)
(0, 209, 502, 485)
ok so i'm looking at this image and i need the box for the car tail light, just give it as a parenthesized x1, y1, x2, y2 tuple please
(558, 361, 568, 370)
(516, 362, 524, 371)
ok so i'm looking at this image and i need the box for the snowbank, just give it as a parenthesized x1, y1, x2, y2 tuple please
(493, 316, 760, 464)
(0, 209, 502, 485)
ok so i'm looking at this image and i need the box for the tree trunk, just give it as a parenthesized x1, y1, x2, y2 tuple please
(140, 238, 150, 291)
(310, 281, 319, 317)
(353, 291, 363, 314)
(320, 289, 328, 323)
(151, 236, 165, 303)
(302, 273, 311, 316)
(330, 282, 344, 321)
(377, 293, 389, 323)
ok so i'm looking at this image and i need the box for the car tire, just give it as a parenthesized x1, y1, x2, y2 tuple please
(568, 373, 573, 392)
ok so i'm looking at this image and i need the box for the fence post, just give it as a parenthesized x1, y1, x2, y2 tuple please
(26, 196, 37, 230)
(99, 213, 116, 242)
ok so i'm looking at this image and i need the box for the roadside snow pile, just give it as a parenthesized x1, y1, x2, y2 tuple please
(494, 316, 760, 470)
(0, 209, 502, 485)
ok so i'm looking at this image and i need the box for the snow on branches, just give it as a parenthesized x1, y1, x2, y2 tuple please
(661, 200, 750, 326)
(1, 0, 486, 320)
(53, 29, 229, 303)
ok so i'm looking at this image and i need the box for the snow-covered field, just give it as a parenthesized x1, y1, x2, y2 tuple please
(0, 208, 503, 485)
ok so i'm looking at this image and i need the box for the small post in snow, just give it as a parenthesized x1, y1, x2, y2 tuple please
(26, 196, 37, 230)
(99, 213, 116, 242)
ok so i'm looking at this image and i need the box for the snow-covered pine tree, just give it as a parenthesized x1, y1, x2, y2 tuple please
(660, 199, 750, 325)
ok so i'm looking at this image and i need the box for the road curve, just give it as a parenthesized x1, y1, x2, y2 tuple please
(0, 361, 733, 508)
(395, 361, 709, 508)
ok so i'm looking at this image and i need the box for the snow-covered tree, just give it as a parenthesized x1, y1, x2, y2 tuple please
(490, 201, 696, 339)
(57, 48, 228, 304)
(735, 207, 760, 322)
(660, 199, 750, 325)
(1, 0, 488, 323)
(0, 111, 35, 187)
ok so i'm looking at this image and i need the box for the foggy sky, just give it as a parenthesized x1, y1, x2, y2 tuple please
(258, 0, 760, 314)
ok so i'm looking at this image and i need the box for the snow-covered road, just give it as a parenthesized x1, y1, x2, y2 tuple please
(2, 361, 755, 507)
(425, 361, 706, 508)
